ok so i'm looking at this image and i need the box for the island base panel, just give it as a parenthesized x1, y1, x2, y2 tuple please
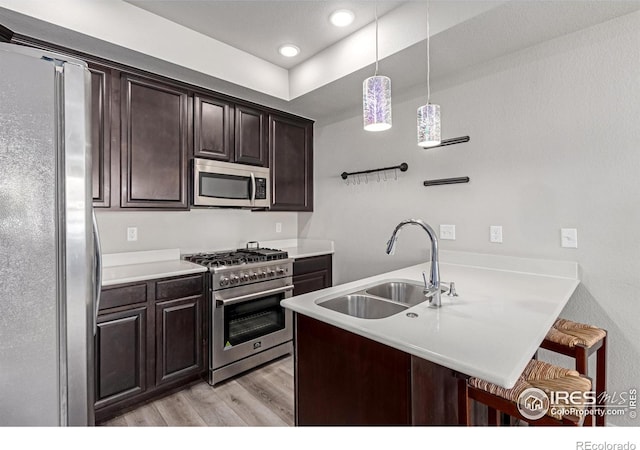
(294, 313, 464, 426)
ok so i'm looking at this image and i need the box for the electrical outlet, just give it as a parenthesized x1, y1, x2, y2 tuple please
(440, 224, 456, 240)
(490, 225, 503, 243)
(275, 222, 282, 233)
(127, 227, 138, 242)
(561, 228, 578, 248)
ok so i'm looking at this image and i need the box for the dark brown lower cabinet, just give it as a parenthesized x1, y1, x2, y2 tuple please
(95, 306, 147, 409)
(95, 274, 205, 422)
(295, 314, 461, 426)
(155, 296, 203, 386)
(293, 255, 332, 296)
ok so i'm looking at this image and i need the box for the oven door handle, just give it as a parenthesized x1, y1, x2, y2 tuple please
(215, 285, 294, 308)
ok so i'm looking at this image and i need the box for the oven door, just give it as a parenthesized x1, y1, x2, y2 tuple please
(212, 277, 293, 369)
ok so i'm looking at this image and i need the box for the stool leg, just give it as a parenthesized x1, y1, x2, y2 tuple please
(575, 347, 593, 426)
(488, 406, 500, 426)
(458, 378, 471, 426)
(596, 337, 607, 427)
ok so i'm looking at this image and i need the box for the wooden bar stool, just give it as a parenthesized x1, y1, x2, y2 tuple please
(540, 318, 607, 426)
(458, 359, 592, 426)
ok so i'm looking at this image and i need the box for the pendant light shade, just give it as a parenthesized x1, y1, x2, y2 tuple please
(363, 75, 392, 132)
(417, 103, 440, 147)
(418, 0, 441, 147)
(363, 1, 391, 132)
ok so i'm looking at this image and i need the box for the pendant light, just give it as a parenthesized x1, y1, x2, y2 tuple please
(363, 1, 391, 132)
(417, 0, 441, 147)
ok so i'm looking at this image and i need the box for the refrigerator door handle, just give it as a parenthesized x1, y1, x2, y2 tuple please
(92, 210, 102, 335)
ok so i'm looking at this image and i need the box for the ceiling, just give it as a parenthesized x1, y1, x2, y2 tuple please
(2, 0, 640, 123)
(126, 1, 403, 69)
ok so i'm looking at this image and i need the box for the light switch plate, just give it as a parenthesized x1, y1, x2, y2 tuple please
(440, 224, 456, 240)
(275, 222, 282, 233)
(561, 228, 578, 248)
(490, 225, 503, 243)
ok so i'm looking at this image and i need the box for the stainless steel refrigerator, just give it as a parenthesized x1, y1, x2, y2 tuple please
(0, 43, 98, 426)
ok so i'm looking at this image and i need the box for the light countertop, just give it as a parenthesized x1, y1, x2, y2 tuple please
(102, 249, 207, 287)
(260, 239, 334, 259)
(281, 251, 579, 389)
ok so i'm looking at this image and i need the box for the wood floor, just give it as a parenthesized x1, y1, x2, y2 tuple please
(99, 355, 294, 426)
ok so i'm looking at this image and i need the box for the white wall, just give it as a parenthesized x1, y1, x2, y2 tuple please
(300, 11, 640, 426)
(96, 209, 297, 254)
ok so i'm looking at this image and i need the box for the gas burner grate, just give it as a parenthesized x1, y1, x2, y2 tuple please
(184, 247, 288, 268)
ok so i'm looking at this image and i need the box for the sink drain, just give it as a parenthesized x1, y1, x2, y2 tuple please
(406, 312, 418, 318)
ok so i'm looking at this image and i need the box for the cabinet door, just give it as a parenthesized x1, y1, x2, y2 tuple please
(88, 63, 111, 207)
(120, 74, 188, 209)
(293, 271, 331, 296)
(95, 306, 147, 409)
(194, 94, 233, 161)
(235, 105, 267, 166)
(155, 295, 204, 386)
(269, 114, 313, 211)
(293, 255, 332, 296)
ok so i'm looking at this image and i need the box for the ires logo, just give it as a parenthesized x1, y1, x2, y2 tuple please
(549, 391, 597, 405)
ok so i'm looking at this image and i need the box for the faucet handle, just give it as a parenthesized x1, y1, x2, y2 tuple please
(447, 281, 458, 297)
(422, 271, 429, 290)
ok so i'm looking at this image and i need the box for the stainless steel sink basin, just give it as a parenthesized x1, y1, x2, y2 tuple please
(317, 294, 408, 319)
(365, 281, 448, 306)
(365, 281, 427, 306)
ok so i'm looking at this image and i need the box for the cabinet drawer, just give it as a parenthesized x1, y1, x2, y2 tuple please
(100, 283, 147, 311)
(155, 275, 203, 301)
(293, 255, 332, 276)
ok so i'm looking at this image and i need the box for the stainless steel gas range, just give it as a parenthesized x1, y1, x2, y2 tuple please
(184, 247, 293, 385)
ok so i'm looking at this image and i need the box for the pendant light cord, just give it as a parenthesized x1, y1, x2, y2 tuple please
(426, 0, 431, 104)
(375, 0, 379, 76)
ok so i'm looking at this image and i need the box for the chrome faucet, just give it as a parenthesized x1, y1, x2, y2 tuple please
(386, 219, 442, 308)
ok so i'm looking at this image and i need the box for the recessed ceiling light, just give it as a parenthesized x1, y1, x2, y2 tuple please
(330, 9, 355, 27)
(278, 44, 300, 57)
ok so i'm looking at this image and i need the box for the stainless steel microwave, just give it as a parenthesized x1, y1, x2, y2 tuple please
(193, 158, 270, 208)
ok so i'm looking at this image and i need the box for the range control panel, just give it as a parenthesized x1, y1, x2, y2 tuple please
(212, 260, 292, 290)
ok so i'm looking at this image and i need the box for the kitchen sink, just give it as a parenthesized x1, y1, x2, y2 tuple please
(317, 294, 408, 319)
(365, 281, 448, 306)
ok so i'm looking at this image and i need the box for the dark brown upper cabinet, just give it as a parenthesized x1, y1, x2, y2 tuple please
(193, 94, 233, 162)
(235, 104, 268, 167)
(120, 75, 189, 209)
(269, 114, 314, 211)
(88, 63, 112, 208)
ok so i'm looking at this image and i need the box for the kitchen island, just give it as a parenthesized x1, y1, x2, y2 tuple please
(281, 251, 579, 425)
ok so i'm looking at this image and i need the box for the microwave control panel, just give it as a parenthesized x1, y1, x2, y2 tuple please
(255, 178, 267, 199)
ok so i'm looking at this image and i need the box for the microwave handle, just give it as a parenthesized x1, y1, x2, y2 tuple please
(250, 172, 256, 205)
(214, 285, 294, 308)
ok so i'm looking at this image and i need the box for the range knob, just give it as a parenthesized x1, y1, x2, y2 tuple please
(219, 277, 229, 287)
(241, 274, 250, 282)
(230, 275, 240, 285)
(258, 271, 266, 279)
(276, 268, 285, 275)
(249, 272, 258, 280)
(266, 270, 275, 277)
